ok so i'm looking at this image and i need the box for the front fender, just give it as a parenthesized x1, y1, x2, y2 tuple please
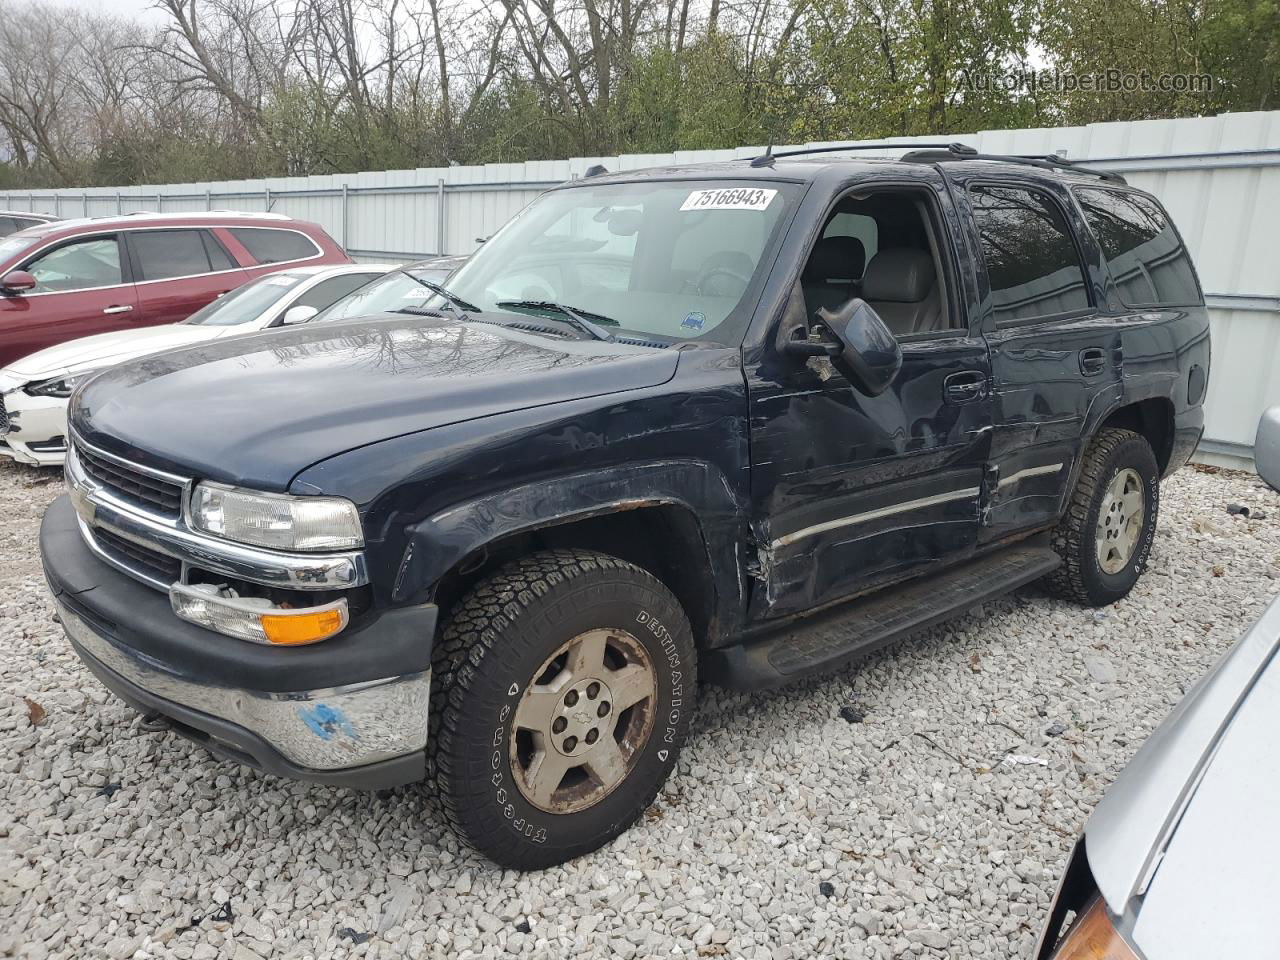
(391, 459, 750, 636)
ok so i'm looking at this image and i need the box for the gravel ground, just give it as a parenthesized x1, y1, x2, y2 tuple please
(3, 456, 1278, 960)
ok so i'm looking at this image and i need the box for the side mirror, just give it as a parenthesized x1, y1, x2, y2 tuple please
(281, 304, 319, 325)
(1, 270, 36, 293)
(1256, 407, 1280, 492)
(783, 298, 903, 396)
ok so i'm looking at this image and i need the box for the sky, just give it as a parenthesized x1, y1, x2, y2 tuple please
(58, 0, 165, 22)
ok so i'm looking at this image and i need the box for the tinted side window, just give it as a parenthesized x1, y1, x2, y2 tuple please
(25, 236, 123, 292)
(969, 184, 1090, 323)
(231, 228, 319, 264)
(132, 230, 214, 281)
(0, 217, 17, 237)
(202, 231, 237, 271)
(292, 273, 379, 310)
(1074, 188, 1200, 307)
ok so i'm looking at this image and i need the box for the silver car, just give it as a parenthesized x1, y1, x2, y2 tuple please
(1035, 410, 1280, 959)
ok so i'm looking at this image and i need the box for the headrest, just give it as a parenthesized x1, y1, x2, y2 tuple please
(803, 235, 865, 283)
(861, 248, 936, 303)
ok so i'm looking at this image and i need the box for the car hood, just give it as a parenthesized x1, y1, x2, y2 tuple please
(70, 315, 679, 490)
(1085, 594, 1280, 956)
(4, 324, 233, 384)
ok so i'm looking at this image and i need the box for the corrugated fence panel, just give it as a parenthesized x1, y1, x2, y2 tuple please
(5, 111, 1280, 465)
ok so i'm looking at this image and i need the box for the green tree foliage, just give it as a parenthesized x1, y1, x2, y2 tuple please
(0, 0, 1275, 189)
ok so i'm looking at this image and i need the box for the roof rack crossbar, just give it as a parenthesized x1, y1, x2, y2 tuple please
(746, 141, 977, 166)
(900, 147, 1127, 185)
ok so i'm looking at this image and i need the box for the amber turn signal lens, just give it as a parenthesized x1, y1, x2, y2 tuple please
(1050, 897, 1139, 960)
(260, 607, 347, 646)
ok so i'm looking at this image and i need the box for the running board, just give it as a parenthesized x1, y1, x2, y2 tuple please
(703, 544, 1061, 690)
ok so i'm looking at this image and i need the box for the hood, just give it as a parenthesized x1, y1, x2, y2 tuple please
(5, 324, 229, 383)
(71, 315, 679, 490)
(1085, 594, 1280, 941)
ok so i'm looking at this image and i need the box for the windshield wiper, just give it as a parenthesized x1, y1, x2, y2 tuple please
(496, 300, 618, 342)
(408, 275, 480, 320)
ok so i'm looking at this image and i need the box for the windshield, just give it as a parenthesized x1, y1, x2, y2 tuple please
(314, 264, 456, 322)
(442, 179, 799, 343)
(183, 272, 303, 326)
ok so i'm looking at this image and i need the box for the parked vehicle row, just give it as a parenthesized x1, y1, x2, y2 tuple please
(0, 211, 349, 369)
(0, 263, 396, 465)
(0, 206, 467, 466)
(35, 145, 1210, 875)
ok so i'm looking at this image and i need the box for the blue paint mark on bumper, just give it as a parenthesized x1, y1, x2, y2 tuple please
(298, 703, 359, 741)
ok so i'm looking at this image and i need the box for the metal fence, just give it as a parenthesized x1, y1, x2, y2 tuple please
(4, 110, 1280, 467)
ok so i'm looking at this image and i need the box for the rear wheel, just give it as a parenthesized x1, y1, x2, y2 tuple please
(428, 549, 696, 869)
(1044, 428, 1159, 606)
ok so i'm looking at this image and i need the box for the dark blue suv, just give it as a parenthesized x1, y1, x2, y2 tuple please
(40, 144, 1208, 868)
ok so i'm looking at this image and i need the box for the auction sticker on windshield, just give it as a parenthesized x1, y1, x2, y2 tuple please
(680, 188, 777, 212)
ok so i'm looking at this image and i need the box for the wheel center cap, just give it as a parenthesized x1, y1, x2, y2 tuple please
(550, 677, 614, 757)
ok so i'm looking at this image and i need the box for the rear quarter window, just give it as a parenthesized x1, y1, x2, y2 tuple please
(230, 228, 320, 265)
(1074, 188, 1201, 307)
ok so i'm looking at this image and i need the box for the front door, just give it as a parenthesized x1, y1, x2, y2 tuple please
(0, 233, 140, 369)
(746, 179, 993, 619)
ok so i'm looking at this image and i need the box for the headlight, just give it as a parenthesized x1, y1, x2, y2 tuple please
(1047, 897, 1138, 959)
(25, 374, 88, 398)
(190, 482, 363, 551)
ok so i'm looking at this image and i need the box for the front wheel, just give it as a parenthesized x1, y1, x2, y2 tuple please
(428, 549, 696, 869)
(1044, 427, 1160, 606)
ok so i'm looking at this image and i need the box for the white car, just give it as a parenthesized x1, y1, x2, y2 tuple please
(0, 263, 393, 466)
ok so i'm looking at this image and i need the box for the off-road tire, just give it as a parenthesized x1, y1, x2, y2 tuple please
(427, 549, 696, 870)
(1043, 428, 1160, 606)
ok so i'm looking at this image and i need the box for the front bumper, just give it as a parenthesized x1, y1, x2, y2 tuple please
(0, 387, 67, 467)
(41, 495, 436, 788)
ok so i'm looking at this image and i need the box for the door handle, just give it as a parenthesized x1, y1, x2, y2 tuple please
(943, 370, 986, 403)
(102, 305, 133, 315)
(1079, 347, 1105, 375)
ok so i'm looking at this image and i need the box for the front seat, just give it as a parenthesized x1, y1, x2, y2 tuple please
(802, 235, 865, 315)
(862, 248, 942, 336)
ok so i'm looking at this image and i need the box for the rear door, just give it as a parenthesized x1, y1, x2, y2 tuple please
(125, 228, 248, 326)
(946, 173, 1121, 541)
(0, 233, 139, 368)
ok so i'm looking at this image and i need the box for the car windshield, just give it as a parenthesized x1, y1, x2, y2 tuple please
(442, 179, 799, 343)
(313, 264, 456, 322)
(182, 273, 304, 326)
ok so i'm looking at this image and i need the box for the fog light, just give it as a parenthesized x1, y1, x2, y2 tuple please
(170, 583, 349, 645)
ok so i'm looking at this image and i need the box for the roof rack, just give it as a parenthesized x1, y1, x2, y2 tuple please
(747, 141, 977, 167)
(900, 145, 1127, 184)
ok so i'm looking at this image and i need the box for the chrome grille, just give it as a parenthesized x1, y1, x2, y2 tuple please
(74, 441, 184, 517)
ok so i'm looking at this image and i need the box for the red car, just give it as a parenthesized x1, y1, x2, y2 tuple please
(0, 212, 349, 368)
